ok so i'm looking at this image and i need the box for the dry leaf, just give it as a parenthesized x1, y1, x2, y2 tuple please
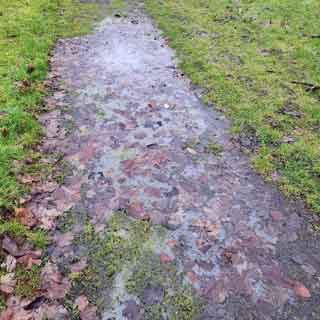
(4, 255, 17, 272)
(2, 237, 19, 257)
(75, 295, 89, 312)
(0, 273, 16, 294)
(80, 306, 98, 320)
(17, 255, 41, 269)
(14, 208, 37, 228)
(41, 262, 70, 299)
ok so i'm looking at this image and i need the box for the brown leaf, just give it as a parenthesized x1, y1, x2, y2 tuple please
(14, 208, 37, 228)
(148, 100, 157, 109)
(205, 222, 220, 239)
(2, 237, 19, 257)
(54, 232, 73, 248)
(80, 306, 98, 320)
(191, 220, 220, 239)
(17, 175, 40, 184)
(186, 271, 198, 285)
(17, 255, 41, 269)
(0, 296, 33, 320)
(75, 295, 89, 312)
(41, 262, 70, 299)
(0, 308, 13, 320)
(0, 273, 16, 294)
(70, 258, 87, 273)
(3, 255, 17, 272)
(36, 303, 69, 320)
(32, 182, 58, 195)
(294, 282, 311, 299)
(159, 253, 173, 263)
(27, 64, 35, 74)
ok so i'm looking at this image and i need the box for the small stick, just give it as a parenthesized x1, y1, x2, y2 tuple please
(291, 80, 320, 93)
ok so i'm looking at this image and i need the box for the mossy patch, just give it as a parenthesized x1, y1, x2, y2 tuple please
(126, 252, 201, 320)
(205, 139, 223, 156)
(66, 213, 151, 309)
(0, 219, 47, 249)
(66, 213, 200, 318)
(14, 265, 42, 298)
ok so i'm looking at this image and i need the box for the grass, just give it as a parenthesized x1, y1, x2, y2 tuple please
(0, 219, 47, 249)
(145, 0, 320, 214)
(14, 264, 42, 298)
(0, 0, 111, 306)
(0, 0, 108, 211)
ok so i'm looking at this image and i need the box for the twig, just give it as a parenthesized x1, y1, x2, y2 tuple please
(291, 80, 320, 93)
(310, 34, 320, 39)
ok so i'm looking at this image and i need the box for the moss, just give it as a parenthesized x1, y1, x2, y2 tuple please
(205, 139, 223, 156)
(0, 219, 47, 249)
(14, 265, 41, 298)
(67, 213, 152, 309)
(67, 213, 200, 318)
(0, 295, 5, 312)
(126, 252, 200, 320)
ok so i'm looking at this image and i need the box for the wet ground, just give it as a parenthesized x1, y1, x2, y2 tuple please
(31, 2, 319, 319)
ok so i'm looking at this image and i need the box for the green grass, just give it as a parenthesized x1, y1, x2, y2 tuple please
(145, 0, 320, 214)
(0, 1, 107, 287)
(14, 264, 42, 298)
(0, 0, 108, 211)
(0, 219, 47, 248)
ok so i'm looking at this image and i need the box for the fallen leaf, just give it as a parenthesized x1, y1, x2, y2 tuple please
(0, 308, 13, 320)
(17, 255, 41, 269)
(0, 298, 32, 318)
(32, 182, 58, 195)
(0, 273, 16, 294)
(205, 222, 220, 239)
(2, 237, 19, 257)
(80, 306, 98, 320)
(54, 232, 74, 248)
(222, 248, 236, 264)
(186, 271, 198, 285)
(191, 220, 220, 239)
(159, 253, 173, 263)
(14, 208, 37, 228)
(186, 147, 197, 155)
(148, 100, 157, 109)
(75, 295, 89, 312)
(294, 282, 311, 299)
(17, 175, 40, 184)
(166, 239, 177, 248)
(35, 303, 69, 320)
(41, 262, 70, 299)
(4, 255, 17, 272)
(70, 258, 87, 273)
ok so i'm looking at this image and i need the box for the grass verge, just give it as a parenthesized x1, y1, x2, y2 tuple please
(0, 0, 110, 305)
(0, 0, 108, 210)
(145, 0, 320, 214)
